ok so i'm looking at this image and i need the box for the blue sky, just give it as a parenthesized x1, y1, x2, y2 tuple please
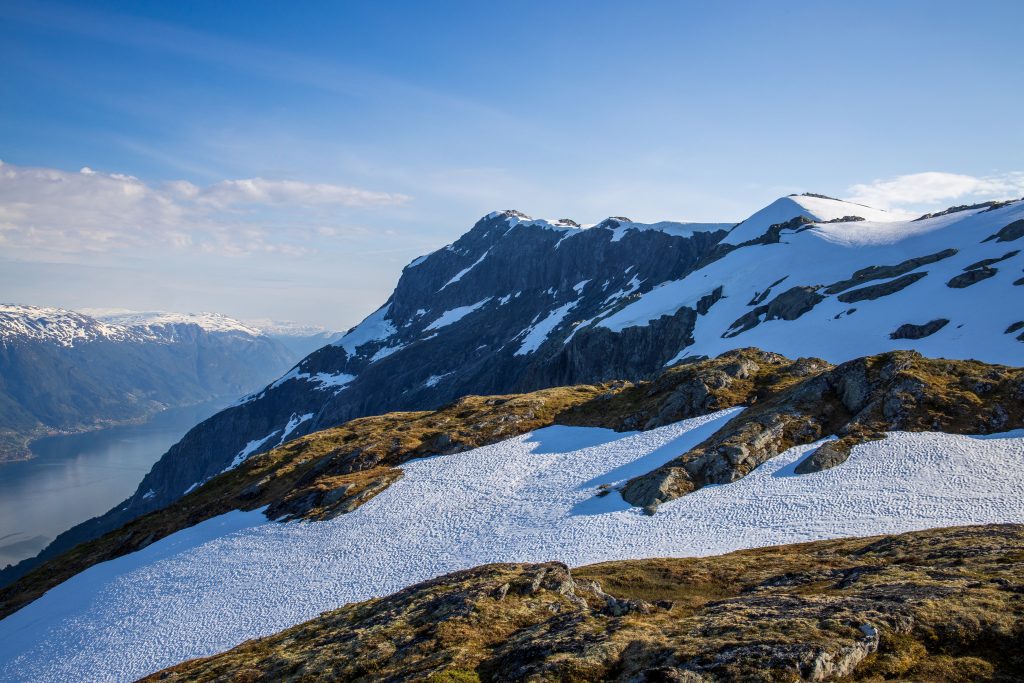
(2, 0, 1022, 328)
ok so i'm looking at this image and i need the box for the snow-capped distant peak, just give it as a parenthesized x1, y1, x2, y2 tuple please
(722, 194, 897, 246)
(86, 310, 264, 336)
(0, 304, 139, 346)
(242, 319, 341, 338)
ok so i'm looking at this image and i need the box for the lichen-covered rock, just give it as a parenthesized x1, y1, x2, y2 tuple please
(622, 351, 1024, 511)
(793, 437, 869, 474)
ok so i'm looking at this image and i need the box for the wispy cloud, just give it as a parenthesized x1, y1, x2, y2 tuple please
(0, 161, 409, 256)
(845, 171, 1024, 214)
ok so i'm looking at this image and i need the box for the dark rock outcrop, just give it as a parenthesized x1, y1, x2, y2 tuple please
(747, 276, 788, 306)
(889, 318, 949, 340)
(836, 272, 928, 303)
(724, 286, 824, 337)
(824, 248, 956, 295)
(947, 266, 998, 288)
(963, 249, 1019, 271)
(916, 200, 1011, 221)
(793, 437, 864, 474)
(984, 218, 1024, 242)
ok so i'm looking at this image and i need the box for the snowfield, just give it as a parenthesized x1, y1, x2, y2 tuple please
(597, 199, 1024, 366)
(2, 410, 1024, 682)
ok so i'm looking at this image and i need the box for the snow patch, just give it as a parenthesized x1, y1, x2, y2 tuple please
(333, 304, 396, 355)
(278, 413, 314, 446)
(222, 432, 279, 473)
(424, 298, 492, 331)
(440, 249, 490, 290)
(424, 372, 453, 388)
(514, 300, 578, 355)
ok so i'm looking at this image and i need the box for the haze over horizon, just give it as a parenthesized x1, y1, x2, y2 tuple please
(2, 0, 1022, 328)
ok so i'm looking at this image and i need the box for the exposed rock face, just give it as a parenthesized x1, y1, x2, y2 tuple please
(984, 218, 1024, 242)
(724, 286, 825, 337)
(837, 272, 928, 303)
(793, 437, 865, 474)
(963, 249, 1019, 271)
(622, 351, 1024, 510)
(917, 200, 1012, 222)
(889, 318, 949, 340)
(823, 248, 957, 295)
(747, 276, 788, 306)
(947, 266, 998, 288)
(144, 525, 1024, 683)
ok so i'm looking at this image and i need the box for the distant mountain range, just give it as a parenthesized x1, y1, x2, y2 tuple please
(0, 306, 307, 461)
(238, 318, 343, 358)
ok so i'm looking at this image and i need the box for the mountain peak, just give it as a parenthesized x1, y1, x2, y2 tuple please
(85, 310, 265, 336)
(722, 194, 895, 245)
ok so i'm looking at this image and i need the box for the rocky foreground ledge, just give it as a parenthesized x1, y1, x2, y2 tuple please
(145, 524, 1024, 682)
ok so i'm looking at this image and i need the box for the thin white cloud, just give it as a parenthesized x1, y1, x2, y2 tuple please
(0, 161, 409, 257)
(181, 178, 405, 209)
(845, 171, 1024, 213)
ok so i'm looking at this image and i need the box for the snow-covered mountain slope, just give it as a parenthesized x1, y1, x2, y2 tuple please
(2, 408, 1022, 682)
(0, 304, 150, 346)
(720, 193, 898, 245)
(34, 197, 1023, 580)
(0, 305, 296, 462)
(602, 198, 1024, 364)
(85, 309, 265, 336)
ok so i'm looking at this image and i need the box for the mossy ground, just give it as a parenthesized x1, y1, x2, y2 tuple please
(145, 525, 1024, 682)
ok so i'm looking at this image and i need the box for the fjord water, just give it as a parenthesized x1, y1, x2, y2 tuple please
(0, 401, 224, 567)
